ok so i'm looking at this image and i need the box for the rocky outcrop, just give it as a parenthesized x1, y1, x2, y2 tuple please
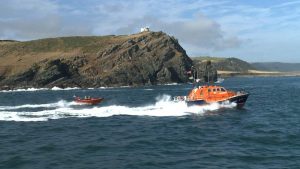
(0, 32, 193, 89)
(1, 59, 81, 88)
(192, 60, 218, 82)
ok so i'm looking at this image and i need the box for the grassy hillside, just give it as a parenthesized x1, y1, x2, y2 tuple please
(0, 35, 129, 54)
(252, 62, 300, 72)
(0, 33, 145, 76)
(192, 56, 255, 72)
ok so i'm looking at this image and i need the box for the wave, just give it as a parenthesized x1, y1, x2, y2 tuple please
(143, 89, 154, 91)
(0, 100, 76, 110)
(0, 95, 236, 122)
(158, 83, 180, 86)
(0, 86, 136, 93)
(0, 86, 82, 93)
(0, 87, 48, 92)
(50, 87, 80, 91)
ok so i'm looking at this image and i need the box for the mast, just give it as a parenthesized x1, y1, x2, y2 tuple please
(196, 69, 198, 82)
(193, 66, 196, 83)
(208, 69, 210, 84)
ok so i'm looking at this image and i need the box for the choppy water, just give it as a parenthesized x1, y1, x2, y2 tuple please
(0, 77, 300, 168)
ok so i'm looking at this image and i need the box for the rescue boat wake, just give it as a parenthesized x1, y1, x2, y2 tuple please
(0, 95, 236, 122)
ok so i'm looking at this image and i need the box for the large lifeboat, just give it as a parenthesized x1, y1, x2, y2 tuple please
(74, 96, 104, 105)
(174, 85, 249, 108)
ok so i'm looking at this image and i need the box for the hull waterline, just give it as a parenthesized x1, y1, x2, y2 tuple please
(186, 93, 249, 108)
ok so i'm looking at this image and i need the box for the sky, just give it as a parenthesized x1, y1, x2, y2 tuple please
(0, 0, 300, 62)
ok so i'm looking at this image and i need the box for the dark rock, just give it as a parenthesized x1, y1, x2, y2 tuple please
(193, 60, 218, 82)
(35, 60, 69, 86)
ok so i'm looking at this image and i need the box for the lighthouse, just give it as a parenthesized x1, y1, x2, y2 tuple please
(140, 27, 150, 32)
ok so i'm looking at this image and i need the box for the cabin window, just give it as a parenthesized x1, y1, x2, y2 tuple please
(208, 89, 211, 92)
(221, 88, 226, 92)
(213, 89, 216, 92)
(217, 88, 220, 91)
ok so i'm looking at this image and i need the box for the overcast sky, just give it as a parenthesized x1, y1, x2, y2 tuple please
(1, 0, 300, 62)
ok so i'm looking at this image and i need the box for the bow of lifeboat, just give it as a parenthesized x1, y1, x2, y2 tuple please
(185, 85, 249, 108)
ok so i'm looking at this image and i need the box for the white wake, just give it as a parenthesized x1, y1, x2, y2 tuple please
(0, 95, 236, 122)
(0, 87, 81, 92)
(0, 100, 77, 110)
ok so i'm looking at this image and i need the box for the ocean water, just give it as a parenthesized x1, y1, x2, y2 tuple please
(0, 77, 299, 169)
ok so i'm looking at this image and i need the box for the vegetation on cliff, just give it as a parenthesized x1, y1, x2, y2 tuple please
(3, 32, 295, 90)
(192, 56, 255, 72)
(0, 32, 193, 89)
(252, 62, 300, 72)
(192, 56, 300, 77)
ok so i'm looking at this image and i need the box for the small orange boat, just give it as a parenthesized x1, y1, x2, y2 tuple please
(174, 85, 249, 108)
(74, 96, 104, 105)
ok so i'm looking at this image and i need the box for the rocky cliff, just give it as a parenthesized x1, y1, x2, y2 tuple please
(0, 32, 193, 89)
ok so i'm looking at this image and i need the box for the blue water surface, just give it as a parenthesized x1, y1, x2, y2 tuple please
(0, 77, 300, 169)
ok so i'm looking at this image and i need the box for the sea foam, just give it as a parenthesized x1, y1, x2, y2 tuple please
(0, 95, 236, 122)
(0, 86, 83, 93)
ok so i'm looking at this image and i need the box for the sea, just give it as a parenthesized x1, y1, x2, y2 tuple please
(0, 77, 299, 169)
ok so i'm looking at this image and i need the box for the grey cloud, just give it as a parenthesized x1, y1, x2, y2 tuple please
(0, 0, 94, 40)
(0, 15, 60, 39)
(0, 15, 93, 40)
(0, 0, 242, 52)
(115, 15, 242, 51)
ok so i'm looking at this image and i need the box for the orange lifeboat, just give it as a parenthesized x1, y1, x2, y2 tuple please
(174, 85, 249, 108)
(74, 96, 104, 105)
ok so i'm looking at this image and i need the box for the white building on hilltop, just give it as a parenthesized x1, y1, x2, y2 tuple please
(140, 27, 150, 32)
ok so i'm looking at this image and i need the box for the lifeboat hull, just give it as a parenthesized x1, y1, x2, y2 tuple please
(227, 93, 249, 108)
(186, 93, 249, 108)
(75, 98, 103, 105)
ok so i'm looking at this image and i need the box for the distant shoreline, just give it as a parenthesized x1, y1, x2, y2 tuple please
(218, 70, 300, 77)
(1, 75, 299, 91)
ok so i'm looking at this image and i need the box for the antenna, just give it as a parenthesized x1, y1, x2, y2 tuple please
(208, 70, 210, 84)
(196, 69, 198, 82)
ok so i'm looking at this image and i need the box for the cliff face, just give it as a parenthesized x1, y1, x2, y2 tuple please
(0, 32, 193, 89)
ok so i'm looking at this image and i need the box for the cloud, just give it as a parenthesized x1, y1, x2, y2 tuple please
(0, 0, 56, 39)
(0, 0, 240, 50)
(0, 0, 93, 40)
(271, 0, 300, 8)
(115, 14, 242, 51)
(2, 0, 300, 62)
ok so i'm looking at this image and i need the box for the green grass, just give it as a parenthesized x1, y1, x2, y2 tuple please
(191, 56, 227, 62)
(0, 35, 125, 54)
